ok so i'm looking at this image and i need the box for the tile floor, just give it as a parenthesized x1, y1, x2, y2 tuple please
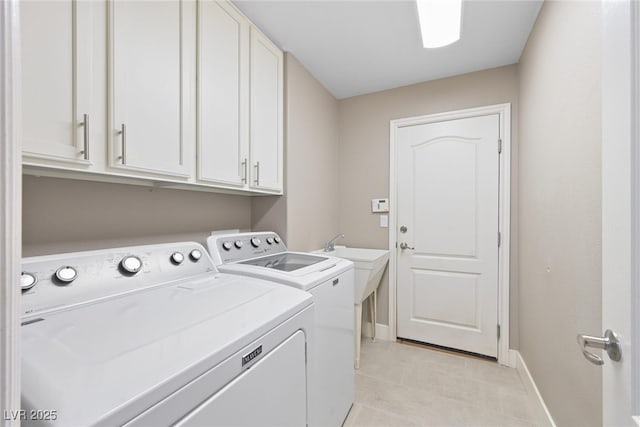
(343, 340, 540, 427)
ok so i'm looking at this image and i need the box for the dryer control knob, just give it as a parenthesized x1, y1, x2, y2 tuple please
(266, 237, 274, 245)
(274, 236, 281, 244)
(250, 237, 261, 248)
(55, 266, 78, 283)
(222, 241, 232, 251)
(189, 249, 202, 262)
(234, 240, 243, 249)
(120, 256, 143, 275)
(170, 252, 184, 265)
(21, 272, 37, 291)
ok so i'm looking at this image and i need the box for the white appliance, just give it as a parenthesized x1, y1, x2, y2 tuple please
(207, 232, 355, 427)
(20, 242, 313, 427)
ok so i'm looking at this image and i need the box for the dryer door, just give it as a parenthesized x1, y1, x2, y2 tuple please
(175, 330, 307, 427)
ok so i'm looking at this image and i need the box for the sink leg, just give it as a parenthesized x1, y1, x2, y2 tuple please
(368, 293, 375, 341)
(355, 303, 362, 369)
(372, 289, 377, 342)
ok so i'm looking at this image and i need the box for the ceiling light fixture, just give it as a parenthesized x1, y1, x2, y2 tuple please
(416, 0, 462, 49)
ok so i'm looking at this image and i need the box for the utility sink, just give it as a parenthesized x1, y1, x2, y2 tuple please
(314, 245, 389, 369)
(318, 246, 389, 304)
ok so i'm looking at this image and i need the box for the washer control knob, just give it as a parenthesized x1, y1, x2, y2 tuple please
(120, 256, 143, 275)
(55, 266, 78, 283)
(21, 272, 37, 291)
(274, 236, 281, 244)
(170, 252, 184, 265)
(266, 237, 274, 245)
(250, 237, 261, 248)
(222, 241, 232, 251)
(189, 249, 202, 262)
(234, 240, 243, 249)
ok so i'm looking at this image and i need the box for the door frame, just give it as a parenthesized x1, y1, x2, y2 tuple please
(1, 0, 22, 424)
(633, 1, 640, 419)
(601, 0, 640, 424)
(389, 103, 512, 366)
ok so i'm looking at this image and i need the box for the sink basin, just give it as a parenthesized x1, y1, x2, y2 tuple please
(315, 246, 389, 304)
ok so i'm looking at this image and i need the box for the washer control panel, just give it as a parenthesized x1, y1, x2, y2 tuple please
(209, 232, 287, 265)
(20, 242, 216, 318)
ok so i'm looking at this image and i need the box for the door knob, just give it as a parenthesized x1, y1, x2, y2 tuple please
(399, 242, 414, 250)
(577, 329, 622, 365)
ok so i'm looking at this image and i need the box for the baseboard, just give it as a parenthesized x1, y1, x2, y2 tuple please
(505, 349, 518, 368)
(514, 351, 556, 427)
(361, 321, 391, 341)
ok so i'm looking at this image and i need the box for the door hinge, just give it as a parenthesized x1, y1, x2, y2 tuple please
(497, 324, 501, 340)
(497, 232, 501, 247)
(498, 139, 503, 154)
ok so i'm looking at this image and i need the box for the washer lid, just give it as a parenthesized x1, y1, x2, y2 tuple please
(219, 252, 354, 290)
(238, 252, 328, 272)
(21, 273, 312, 427)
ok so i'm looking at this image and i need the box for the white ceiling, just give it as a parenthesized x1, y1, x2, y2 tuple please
(233, 0, 543, 99)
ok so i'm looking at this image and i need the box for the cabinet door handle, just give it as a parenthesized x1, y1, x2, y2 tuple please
(117, 124, 126, 165)
(79, 113, 89, 160)
(242, 158, 248, 184)
(254, 161, 260, 186)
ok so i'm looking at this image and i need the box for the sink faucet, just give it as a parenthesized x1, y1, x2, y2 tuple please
(323, 234, 344, 252)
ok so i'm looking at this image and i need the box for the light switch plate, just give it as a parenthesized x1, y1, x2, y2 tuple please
(380, 215, 389, 228)
(371, 198, 389, 213)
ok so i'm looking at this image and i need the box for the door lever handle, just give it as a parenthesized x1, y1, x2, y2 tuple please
(399, 242, 414, 250)
(577, 329, 622, 365)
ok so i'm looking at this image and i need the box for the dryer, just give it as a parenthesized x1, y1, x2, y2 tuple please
(19, 242, 313, 426)
(207, 232, 355, 427)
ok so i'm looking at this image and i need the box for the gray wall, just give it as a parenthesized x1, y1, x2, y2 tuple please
(517, 1, 602, 426)
(252, 53, 340, 252)
(23, 175, 252, 256)
(337, 66, 520, 348)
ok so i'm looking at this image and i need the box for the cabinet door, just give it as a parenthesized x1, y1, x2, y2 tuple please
(110, 0, 194, 178)
(197, 0, 249, 187)
(21, 0, 92, 164)
(249, 27, 283, 192)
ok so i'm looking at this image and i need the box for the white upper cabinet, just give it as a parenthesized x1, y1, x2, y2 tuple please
(198, 2, 283, 194)
(249, 27, 284, 192)
(21, 0, 92, 164)
(197, 0, 249, 187)
(109, 0, 195, 178)
(21, 0, 283, 195)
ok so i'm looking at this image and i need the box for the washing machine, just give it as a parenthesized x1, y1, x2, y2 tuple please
(207, 231, 354, 427)
(19, 242, 313, 426)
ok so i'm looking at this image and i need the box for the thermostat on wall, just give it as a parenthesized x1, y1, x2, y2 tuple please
(371, 198, 389, 213)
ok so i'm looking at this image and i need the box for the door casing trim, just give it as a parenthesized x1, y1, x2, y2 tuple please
(1, 0, 22, 422)
(388, 103, 512, 366)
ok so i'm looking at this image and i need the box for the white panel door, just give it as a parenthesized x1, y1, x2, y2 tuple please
(249, 27, 283, 192)
(600, 1, 637, 425)
(197, 0, 249, 187)
(396, 114, 500, 357)
(21, 0, 91, 164)
(111, 0, 193, 178)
